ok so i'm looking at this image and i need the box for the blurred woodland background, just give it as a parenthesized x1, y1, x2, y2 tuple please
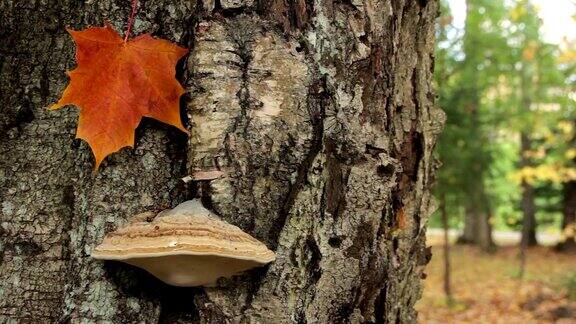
(419, 0, 576, 322)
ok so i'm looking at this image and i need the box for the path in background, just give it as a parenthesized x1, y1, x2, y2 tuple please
(417, 243, 576, 323)
(427, 228, 560, 246)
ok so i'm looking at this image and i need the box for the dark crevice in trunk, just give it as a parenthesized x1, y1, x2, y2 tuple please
(305, 234, 322, 283)
(323, 138, 350, 221)
(214, 0, 223, 12)
(157, 286, 201, 323)
(346, 221, 376, 259)
(294, 234, 323, 322)
(374, 284, 387, 324)
(416, 0, 428, 8)
(269, 76, 328, 248)
(60, 184, 76, 259)
(356, 236, 387, 321)
(218, 6, 254, 18)
(257, 0, 311, 34)
(239, 265, 269, 314)
(0, 100, 35, 139)
(40, 63, 51, 103)
(411, 69, 421, 118)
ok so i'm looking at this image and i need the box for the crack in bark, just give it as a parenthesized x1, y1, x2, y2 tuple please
(269, 76, 328, 249)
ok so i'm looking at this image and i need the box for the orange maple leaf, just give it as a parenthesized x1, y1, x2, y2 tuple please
(51, 25, 188, 169)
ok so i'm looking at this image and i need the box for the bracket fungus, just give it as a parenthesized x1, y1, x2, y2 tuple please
(92, 200, 276, 287)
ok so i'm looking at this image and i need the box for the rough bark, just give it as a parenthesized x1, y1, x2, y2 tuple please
(0, 0, 442, 322)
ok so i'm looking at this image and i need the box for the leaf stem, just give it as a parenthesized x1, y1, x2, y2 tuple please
(124, 0, 138, 42)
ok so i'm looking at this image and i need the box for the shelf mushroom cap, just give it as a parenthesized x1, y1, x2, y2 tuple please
(91, 199, 276, 287)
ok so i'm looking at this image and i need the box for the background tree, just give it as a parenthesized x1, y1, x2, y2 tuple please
(506, 0, 567, 248)
(509, 15, 576, 252)
(435, 0, 511, 251)
(434, 0, 455, 304)
(434, 0, 573, 254)
(557, 38, 576, 252)
(0, 0, 442, 322)
(512, 1, 543, 247)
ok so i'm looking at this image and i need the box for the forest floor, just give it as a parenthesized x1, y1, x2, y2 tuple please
(417, 237, 576, 323)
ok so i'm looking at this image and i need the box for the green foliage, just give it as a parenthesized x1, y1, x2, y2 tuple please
(434, 0, 513, 224)
(432, 0, 574, 231)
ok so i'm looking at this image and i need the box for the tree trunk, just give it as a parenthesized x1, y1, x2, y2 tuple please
(456, 0, 494, 252)
(556, 119, 576, 253)
(557, 180, 576, 252)
(459, 185, 494, 251)
(520, 133, 538, 247)
(0, 0, 442, 322)
(440, 194, 452, 304)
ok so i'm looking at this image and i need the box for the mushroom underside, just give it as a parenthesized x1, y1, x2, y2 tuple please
(121, 254, 265, 287)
